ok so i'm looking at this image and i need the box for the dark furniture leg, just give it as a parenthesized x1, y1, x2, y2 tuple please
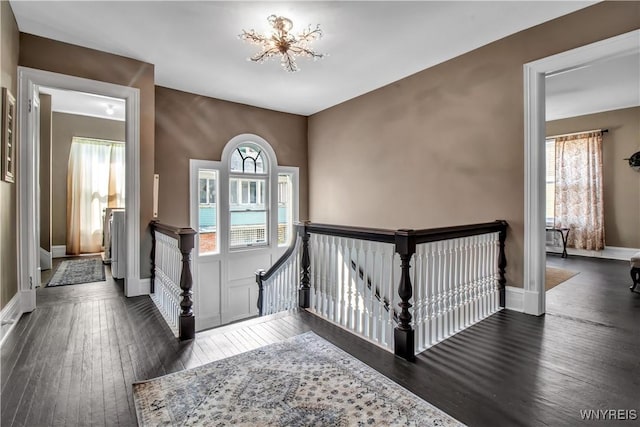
(559, 229, 570, 258)
(631, 267, 640, 292)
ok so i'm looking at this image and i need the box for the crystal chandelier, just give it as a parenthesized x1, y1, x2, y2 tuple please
(240, 14, 324, 72)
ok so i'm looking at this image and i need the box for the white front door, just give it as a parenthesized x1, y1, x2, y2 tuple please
(189, 137, 298, 331)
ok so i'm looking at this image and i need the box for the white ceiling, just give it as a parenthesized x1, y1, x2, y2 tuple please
(546, 49, 640, 121)
(39, 87, 126, 121)
(10, 1, 597, 116)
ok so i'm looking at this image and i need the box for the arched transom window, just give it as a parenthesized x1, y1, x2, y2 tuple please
(230, 145, 265, 174)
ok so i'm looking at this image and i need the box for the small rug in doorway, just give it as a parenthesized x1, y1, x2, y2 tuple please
(133, 332, 464, 426)
(47, 257, 106, 287)
(546, 266, 579, 291)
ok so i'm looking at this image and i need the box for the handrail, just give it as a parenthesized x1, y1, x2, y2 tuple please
(152, 221, 197, 239)
(259, 226, 302, 282)
(150, 220, 197, 341)
(411, 220, 508, 244)
(306, 222, 396, 243)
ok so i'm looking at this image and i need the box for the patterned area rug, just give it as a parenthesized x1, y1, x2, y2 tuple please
(47, 258, 106, 287)
(133, 332, 464, 426)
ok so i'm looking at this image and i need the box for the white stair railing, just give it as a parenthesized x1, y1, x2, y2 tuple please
(150, 222, 196, 340)
(256, 234, 302, 316)
(308, 233, 397, 351)
(256, 221, 508, 361)
(413, 232, 501, 353)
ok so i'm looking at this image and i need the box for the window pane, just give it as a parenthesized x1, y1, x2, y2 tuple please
(198, 169, 218, 254)
(199, 178, 207, 204)
(230, 144, 266, 174)
(249, 181, 257, 204)
(230, 180, 238, 205)
(230, 211, 267, 247)
(208, 179, 216, 204)
(241, 181, 249, 204)
(278, 174, 292, 246)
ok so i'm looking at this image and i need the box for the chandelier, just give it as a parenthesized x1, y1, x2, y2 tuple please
(240, 14, 324, 72)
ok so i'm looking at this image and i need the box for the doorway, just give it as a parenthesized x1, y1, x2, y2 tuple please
(17, 67, 141, 313)
(523, 29, 639, 315)
(37, 86, 126, 287)
(189, 134, 299, 331)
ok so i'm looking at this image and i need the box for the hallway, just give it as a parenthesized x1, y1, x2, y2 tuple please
(1, 256, 639, 426)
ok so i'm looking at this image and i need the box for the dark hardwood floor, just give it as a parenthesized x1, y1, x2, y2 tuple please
(2, 255, 638, 426)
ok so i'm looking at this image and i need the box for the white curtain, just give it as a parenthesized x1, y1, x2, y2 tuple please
(554, 131, 605, 250)
(67, 138, 125, 255)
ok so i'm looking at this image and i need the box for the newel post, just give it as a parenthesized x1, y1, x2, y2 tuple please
(177, 229, 197, 340)
(149, 221, 157, 293)
(256, 269, 265, 316)
(394, 230, 416, 362)
(497, 220, 508, 308)
(299, 222, 311, 309)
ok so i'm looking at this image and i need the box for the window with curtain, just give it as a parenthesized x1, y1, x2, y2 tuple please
(552, 131, 605, 250)
(67, 137, 125, 255)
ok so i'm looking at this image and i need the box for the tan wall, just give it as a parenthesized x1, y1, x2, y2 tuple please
(547, 107, 640, 249)
(19, 34, 155, 277)
(155, 86, 308, 227)
(39, 94, 52, 251)
(50, 112, 125, 247)
(307, 2, 640, 287)
(0, 1, 19, 309)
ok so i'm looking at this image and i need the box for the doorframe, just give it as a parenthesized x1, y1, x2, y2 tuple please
(522, 29, 639, 315)
(17, 67, 141, 312)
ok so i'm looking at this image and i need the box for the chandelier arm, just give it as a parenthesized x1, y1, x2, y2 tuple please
(281, 52, 298, 72)
(298, 27, 323, 42)
(288, 46, 324, 58)
(251, 48, 280, 63)
(241, 31, 269, 44)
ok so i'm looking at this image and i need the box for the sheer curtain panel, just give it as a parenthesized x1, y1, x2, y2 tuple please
(66, 138, 125, 255)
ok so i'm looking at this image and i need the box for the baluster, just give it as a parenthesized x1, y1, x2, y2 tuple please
(337, 237, 345, 327)
(446, 239, 453, 337)
(414, 244, 424, 352)
(352, 240, 360, 334)
(331, 236, 338, 322)
(386, 249, 395, 349)
(452, 238, 460, 333)
(366, 241, 374, 340)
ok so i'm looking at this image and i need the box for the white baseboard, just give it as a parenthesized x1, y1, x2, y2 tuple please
(505, 286, 524, 312)
(51, 245, 66, 258)
(0, 293, 23, 347)
(546, 245, 639, 261)
(39, 247, 52, 271)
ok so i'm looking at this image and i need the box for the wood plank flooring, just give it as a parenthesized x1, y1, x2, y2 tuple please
(2, 255, 638, 426)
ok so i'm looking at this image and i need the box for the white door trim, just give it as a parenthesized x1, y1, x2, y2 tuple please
(17, 67, 142, 307)
(522, 29, 639, 315)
